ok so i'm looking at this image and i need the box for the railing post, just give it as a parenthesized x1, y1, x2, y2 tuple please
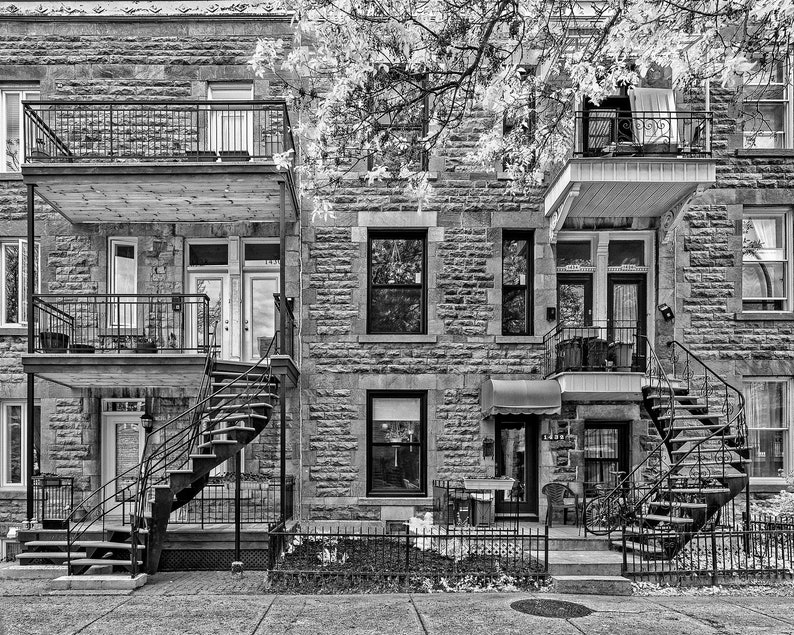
(710, 530, 718, 586)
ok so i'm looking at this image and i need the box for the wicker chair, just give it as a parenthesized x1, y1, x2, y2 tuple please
(541, 483, 580, 527)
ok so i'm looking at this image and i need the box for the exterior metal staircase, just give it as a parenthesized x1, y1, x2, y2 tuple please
(585, 339, 749, 559)
(15, 333, 284, 577)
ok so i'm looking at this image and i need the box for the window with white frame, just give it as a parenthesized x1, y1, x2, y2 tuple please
(742, 59, 793, 150)
(1, 239, 39, 326)
(1, 402, 40, 488)
(744, 378, 792, 480)
(742, 208, 792, 311)
(1, 87, 39, 172)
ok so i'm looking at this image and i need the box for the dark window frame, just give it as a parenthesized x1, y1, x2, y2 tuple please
(367, 229, 427, 335)
(583, 420, 630, 496)
(501, 230, 534, 335)
(366, 390, 427, 497)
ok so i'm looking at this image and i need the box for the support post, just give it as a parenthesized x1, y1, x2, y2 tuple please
(234, 448, 241, 562)
(25, 184, 35, 523)
(278, 180, 287, 523)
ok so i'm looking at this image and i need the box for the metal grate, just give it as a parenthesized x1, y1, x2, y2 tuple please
(159, 549, 268, 571)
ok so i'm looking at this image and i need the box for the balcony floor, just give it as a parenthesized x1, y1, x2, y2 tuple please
(22, 162, 298, 223)
(22, 353, 207, 388)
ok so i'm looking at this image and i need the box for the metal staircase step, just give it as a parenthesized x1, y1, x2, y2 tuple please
(670, 435, 737, 444)
(79, 542, 146, 551)
(202, 426, 256, 437)
(671, 423, 731, 431)
(197, 440, 237, 449)
(20, 540, 70, 549)
(641, 514, 693, 525)
(657, 413, 725, 421)
(189, 453, 218, 460)
(648, 501, 708, 510)
(617, 540, 667, 556)
(668, 487, 731, 494)
(206, 413, 253, 425)
(671, 445, 739, 454)
(69, 558, 143, 567)
(17, 551, 87, 561)
(215, 401, 274, 411)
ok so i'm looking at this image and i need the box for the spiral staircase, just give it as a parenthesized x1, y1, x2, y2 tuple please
(586, 339, 750, 559)
(15, 336, 287, 578)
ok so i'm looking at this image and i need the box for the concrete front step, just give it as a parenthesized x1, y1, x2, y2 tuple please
(50, 573, 148, 591)
(552, 575, 632, 596)
(547, 537, 610, 551)
(544, 550, 624, 576)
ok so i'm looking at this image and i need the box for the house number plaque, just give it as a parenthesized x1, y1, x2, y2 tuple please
(542, 434, 570, 441)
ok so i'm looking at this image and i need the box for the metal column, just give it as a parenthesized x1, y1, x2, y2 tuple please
(279, 181, 287, 523)
(25, 184, 35, 522)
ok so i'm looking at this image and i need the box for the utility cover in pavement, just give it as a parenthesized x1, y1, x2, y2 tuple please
(510, 599, 593, 619)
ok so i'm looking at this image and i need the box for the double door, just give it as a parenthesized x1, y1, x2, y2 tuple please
(187, 269, 278, 362)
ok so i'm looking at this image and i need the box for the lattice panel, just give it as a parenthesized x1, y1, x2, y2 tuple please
(159, 549, 268, 571)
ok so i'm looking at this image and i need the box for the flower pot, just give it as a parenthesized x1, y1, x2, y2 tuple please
(39, 331, 69, 353)
(584, 337, 608, 370)
(556, 338, 582, 372)
(68, 344, 95, 354)
(609, 342, 634, 371)
(136, 341, 158, 354)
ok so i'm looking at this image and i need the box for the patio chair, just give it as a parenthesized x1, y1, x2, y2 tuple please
(541, 483, 580, 527)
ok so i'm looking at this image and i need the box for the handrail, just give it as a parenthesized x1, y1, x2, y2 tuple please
(22, 104, 73, 157)
(25, 99, 292, 106)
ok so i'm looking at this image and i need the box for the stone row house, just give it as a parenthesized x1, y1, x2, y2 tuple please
(0, 0, 791, 568)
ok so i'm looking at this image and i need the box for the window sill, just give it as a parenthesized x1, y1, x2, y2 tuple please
(0, 488, 26, 499)
(0, 326, 27, 336)
(495, 335, 543, 344)
(359, 497, 432, 506)
(733, 311, 794, 322)
(0, 173, 22, 181)
(735, 149, 794, 158)
(359, 334, 438, 344)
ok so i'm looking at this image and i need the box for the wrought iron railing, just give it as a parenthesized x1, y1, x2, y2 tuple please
(23, 100, 294, 164)
(33, 293, 211, 354)
(575, 109, 712, 157)
(542, 321, 644, 378)
(32, 475, 74, 529)
(169, 475, 294, 527)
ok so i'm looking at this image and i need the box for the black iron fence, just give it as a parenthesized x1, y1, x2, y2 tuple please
(268, 524, 548, 582)
(575, 110, 712, 157)
(169, 475, 294, 527)
(33, 293, 211, 354)
(543, 321, 644, 377)
(32, 476, 74, 529)
(23, 100, 294, 164)
(621, 522, 794, 583)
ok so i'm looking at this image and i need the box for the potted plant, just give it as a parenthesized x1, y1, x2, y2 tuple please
(135, 338, 158, 354)
(39, 331, 69, 353)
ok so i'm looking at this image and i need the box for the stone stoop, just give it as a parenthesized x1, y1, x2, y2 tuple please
(50, 573, 148, 591)
(552, 575, 633, 596)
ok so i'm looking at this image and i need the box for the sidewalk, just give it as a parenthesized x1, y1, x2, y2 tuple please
(1, 572, 794, 634)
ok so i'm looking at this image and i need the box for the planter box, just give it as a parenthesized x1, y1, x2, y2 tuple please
(135, 342, 158, 354)
(463, 478, 516, 492)
(39, 331, 69, 353)
(68, 344, 95, 354)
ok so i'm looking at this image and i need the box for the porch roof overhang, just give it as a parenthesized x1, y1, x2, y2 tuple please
(544, 157, 715, 240)
(21, 162, 298, 224)
(480, 379, 562, 417)
(22, 353, 207, 388)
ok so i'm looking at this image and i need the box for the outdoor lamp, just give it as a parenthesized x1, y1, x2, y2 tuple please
(140, 407, 154, 434)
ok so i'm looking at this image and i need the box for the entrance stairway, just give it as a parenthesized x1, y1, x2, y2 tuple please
(585, 339, 749, 560)
(14, 338, 284, 578)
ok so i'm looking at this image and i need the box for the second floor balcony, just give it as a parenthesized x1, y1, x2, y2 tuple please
(21, 100, 298, 224)
(545, 107, 716, 240)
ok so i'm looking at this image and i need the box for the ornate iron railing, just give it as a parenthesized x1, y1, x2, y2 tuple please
(542, 320, 644, 378)
(33, 293, 210, 354)
(574, 110, 712, 157)
(23, 100, 294, 164)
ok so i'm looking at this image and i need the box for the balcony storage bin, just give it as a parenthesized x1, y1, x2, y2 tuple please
(584, 337, 608, 369)
(39, 331, 69, 353)
(556, 338, 582, 372)
(609, 342, 634, 371)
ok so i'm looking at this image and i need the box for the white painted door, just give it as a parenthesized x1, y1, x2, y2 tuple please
(242, 271, 279, 362)
(187, 271, 231, 359)
(101, 411, 145, 515)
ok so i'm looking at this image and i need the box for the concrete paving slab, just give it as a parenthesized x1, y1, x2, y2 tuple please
(718, 596, 794, 626)
(411, 593, 581, 634)
(258, 595, 423, 635)
(0, 595, 126, 635)
(648, 596, 794, 634)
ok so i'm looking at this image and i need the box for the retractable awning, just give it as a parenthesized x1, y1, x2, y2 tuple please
(480, 379, 562, 417)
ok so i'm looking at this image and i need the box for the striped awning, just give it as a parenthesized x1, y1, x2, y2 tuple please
(480, 379, 562, 417)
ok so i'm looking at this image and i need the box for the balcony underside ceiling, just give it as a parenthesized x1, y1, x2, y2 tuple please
(544, 158, 716, 226)
(22, 353, 207, 388)
(22, 163, 298, 223)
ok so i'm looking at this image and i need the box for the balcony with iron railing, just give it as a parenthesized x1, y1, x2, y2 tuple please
(21, 100, 299, 223)
(543, 321, 647, 397)
(544, 109, 716, 241)
(22, 294, 299, 388)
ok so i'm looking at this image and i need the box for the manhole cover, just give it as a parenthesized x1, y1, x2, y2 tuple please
(511, 599, 593, 619)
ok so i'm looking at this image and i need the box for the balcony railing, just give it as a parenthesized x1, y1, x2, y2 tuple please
(543, 321, 645, 378)
(33, 293, 211, 354)
(575, 110, 712, 157)
(23, 100, 294, 164)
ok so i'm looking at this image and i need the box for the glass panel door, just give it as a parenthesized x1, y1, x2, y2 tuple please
(101, 411, 144, 514)
(109, 239, 137, 329)
(584, 422, 629, 496)
(187, 272, 230, 358)
(607, 274, 646, 369)
(557, 274, 593, 326)
(495, 420, 538, 517)
(242, 271, 278, 362)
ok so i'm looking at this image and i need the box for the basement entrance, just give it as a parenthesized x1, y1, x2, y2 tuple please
(495, 418, 539, 520)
